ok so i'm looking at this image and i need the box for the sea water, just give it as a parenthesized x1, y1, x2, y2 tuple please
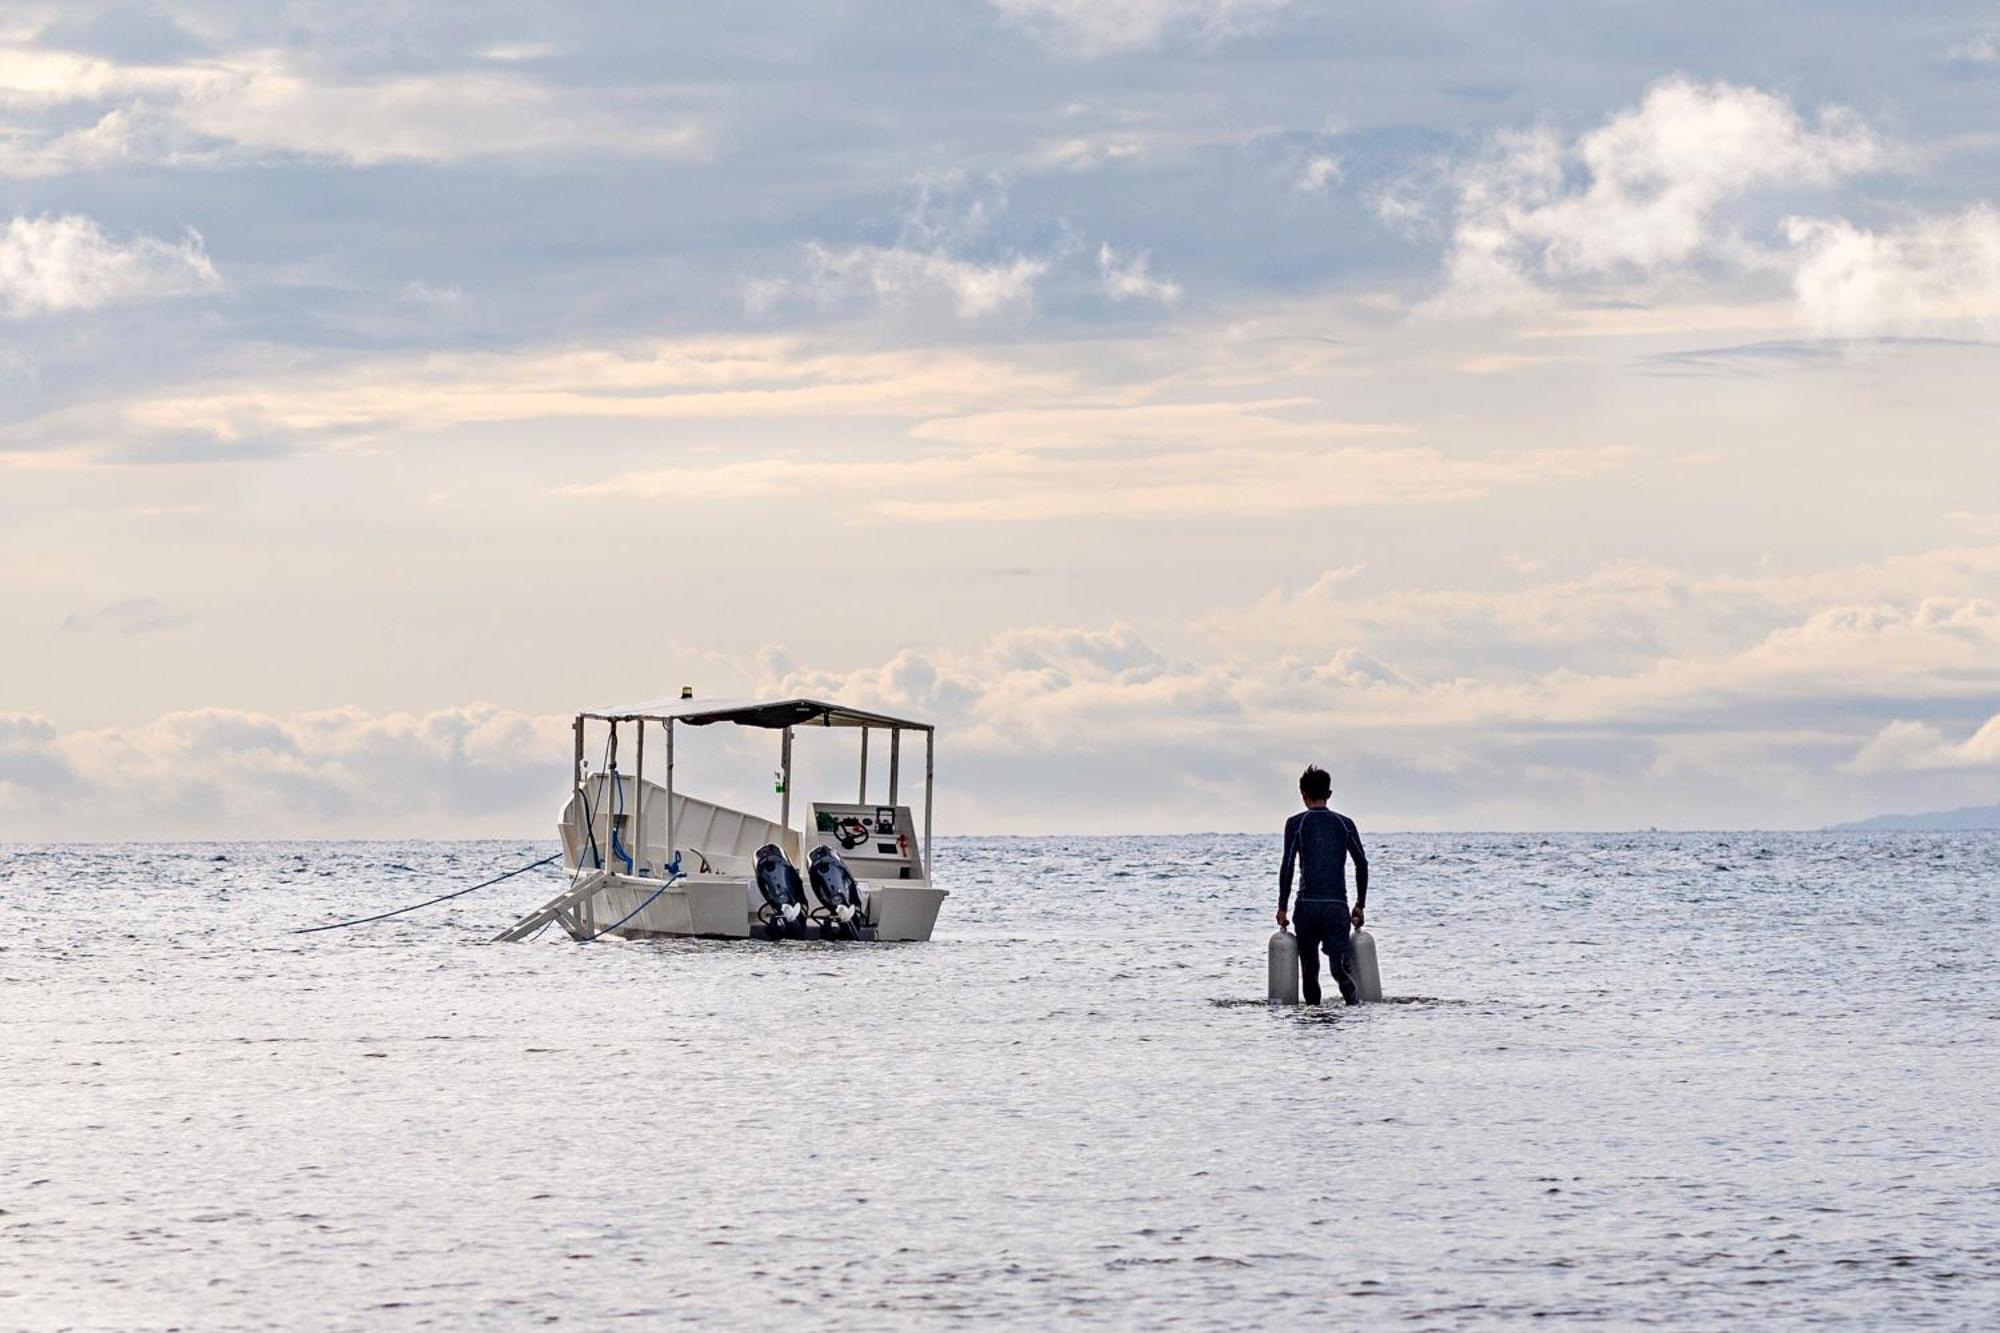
(3, 832, 1996, 1328)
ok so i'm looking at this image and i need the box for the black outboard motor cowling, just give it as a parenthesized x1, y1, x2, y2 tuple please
(807, 845, 876, 940)
(752, 843, 810, 940)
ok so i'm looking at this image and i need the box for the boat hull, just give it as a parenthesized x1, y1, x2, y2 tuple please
(582, 874, 947, 942)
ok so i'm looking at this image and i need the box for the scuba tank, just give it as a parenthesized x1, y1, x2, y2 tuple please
(1349, 926, 1382, 1002)
(1267, 929, 1299, 1005)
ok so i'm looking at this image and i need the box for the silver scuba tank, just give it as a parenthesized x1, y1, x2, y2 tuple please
(1267, 929, 1300, 1005)
(1349, 926, 1382, 1002)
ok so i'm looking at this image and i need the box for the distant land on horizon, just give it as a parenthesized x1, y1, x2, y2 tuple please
(1828, 804, 2000, 832)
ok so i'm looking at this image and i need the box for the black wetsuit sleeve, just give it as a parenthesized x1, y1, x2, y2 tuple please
(1344, 814, 1368, 910)
(1278, 815, 1299, 912)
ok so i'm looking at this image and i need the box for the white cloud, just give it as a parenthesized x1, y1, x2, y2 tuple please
(988, 0, 1291, 56)
(481, 43, 557, 63)
(0, 44, 701, 168)
(0, 108, 138, 177)
(0, 214, 217, 316)
(1294, 153, 1342, 192)
(1425, 78, 1879, 316)
(1786, 205, 2000, 335)
(0, 704, 569, 837)
(9, 557, 2000, 835)
(1846, 713, 2000, 773)
(1097, 243, 1182, 304)
(171, 56, 700, 165)
(794, 242, 1050, 318)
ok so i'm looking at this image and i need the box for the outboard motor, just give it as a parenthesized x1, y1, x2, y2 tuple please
(806, 845, 877, 941)
(752, 844, 810, 941)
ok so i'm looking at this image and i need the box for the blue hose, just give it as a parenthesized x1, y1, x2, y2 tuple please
(609, 765, 636, 873)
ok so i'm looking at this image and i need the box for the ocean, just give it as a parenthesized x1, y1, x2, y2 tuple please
(4, 832, 1996, 1328)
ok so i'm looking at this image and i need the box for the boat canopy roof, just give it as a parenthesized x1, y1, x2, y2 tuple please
(578, 695, 931, 731)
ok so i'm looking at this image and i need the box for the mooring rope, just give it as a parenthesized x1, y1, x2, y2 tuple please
(292, 853, 562, 935)
(575, 855, 685, 943)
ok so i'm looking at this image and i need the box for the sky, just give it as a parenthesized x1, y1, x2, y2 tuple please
(4, 0, 2000, 838)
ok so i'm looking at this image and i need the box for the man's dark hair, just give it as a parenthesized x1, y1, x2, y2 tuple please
(1299, 765, 1332, 802)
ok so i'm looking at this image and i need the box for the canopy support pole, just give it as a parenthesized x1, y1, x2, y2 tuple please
(779, 726, 793, 832)
(633, 717, 645, 874)
(664, 719, 675, 867)
(571, 715, 585, 868)
(923, 728, 935, 880)
(858, 726, 870, 802)
(889, 728, 901, 805)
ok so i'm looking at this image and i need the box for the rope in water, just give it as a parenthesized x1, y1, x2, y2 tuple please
(291, 853, 562, 935)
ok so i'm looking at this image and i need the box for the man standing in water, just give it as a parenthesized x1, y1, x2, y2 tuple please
(1275, 765, 1369, 1006)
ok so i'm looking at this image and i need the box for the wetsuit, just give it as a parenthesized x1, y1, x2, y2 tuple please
(1279, 808, 1369, 1005)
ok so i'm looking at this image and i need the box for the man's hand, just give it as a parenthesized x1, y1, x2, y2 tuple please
(1350, 905, 1365, 929)
(1275, 908, 1288, 928)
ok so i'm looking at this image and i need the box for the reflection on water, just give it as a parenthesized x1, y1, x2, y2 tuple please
(3, 832, 1997, 1328)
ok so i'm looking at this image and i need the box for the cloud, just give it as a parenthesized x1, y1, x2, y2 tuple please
(0, 704, 569, 838)
(568, 440, 1628, 522)
(1294, 152, 1342, 192)
(1421, 77, 1879, 317)
(908, 400, 1407, 449)
(8, 558, 2000, 835)
(4, 336, 1083, 459)
(0, 107, 139, 177)
(1097, 243, 1182, 304)
(1946, 31, 2000, 65)
(791, 242, 1051, 319)
(0, 214, 217, 316)
(171, 56, 701, 166)
(988, 0, 1291, 55)
(1845, 714, 2000, 773)
(747, 584, 2000, 830)
(0, 43, 701, 168)
(1786, 206, 2000, 335)
(61, 596, 189, 636)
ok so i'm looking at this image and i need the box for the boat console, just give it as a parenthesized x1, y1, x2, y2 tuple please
(809, 802, 924, 879)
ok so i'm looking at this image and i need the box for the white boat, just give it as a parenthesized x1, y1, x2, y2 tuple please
(496, 695, 946, 943)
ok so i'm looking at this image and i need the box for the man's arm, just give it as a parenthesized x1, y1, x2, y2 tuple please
(1276, 815, 1299, 924)
(1343, 814, 1368, 926)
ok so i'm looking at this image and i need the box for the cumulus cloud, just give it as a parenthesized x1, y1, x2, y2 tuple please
(1419, 77, 1878, 317)
(0, 704, 569, 838)
(0, 214, 218, 316)
(747, 579, 2000, 829)
(988, 0, 1291, 55)
(1097, 243, 1182, 304)
(1845, 714, 2000, 774)
(8, 554, 2000, 835)
(0, 108, 139, 177)
(1786, 206, 2000, 335)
